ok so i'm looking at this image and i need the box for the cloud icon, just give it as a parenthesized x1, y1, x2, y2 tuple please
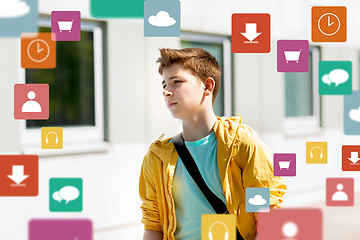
(0, 0, 30, 18)
(148, 11, 176, 27)
(248, 194, 267, 205)
(349, 106, 360, 122)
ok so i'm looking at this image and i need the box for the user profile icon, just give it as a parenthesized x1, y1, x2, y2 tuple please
(14, 84, 49, 120)
(257, 208, 322, 239)
(326, 178, 354, 206)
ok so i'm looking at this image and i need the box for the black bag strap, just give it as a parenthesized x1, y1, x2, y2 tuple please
(173, 133, 244, 240)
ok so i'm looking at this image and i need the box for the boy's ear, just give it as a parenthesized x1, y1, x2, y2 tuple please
(204, 77, 215, 95)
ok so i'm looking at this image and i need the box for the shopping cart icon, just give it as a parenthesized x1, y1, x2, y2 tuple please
(58, 19, 74, 33)
(284, 49, 302, 63)
(278, 160, 291, 170)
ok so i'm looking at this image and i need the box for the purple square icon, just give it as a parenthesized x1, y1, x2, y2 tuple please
(274, 153, 296, 176)
(51, 11, 81, 41)
(277, 40, 309, 72)
(29, 219, 92, 240)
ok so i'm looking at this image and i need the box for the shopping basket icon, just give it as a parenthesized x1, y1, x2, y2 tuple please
(278, 160, 291, 170)
(284, 49, 302, 63)
(58, 19, 74, 33)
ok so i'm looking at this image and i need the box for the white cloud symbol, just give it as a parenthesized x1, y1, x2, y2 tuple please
(248, 194, 267, 206)
(148, 11, 176, 27)
(349, 106, 360, 122)
(0, 0, 30, 18)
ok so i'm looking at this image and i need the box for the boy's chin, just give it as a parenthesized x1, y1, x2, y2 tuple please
(169, 110, 185, 120)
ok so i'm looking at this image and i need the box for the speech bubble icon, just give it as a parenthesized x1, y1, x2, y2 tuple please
(322, 74, 332, 86)
(59, 186, 80, 204)
(328, 69, 349, 87)
(52, 191, 62, 202)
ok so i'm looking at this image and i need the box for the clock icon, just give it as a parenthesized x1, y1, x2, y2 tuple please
(27, 39, 50, 63)
(318, 13, 341, 36)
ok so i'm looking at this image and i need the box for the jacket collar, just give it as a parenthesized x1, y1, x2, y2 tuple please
(148, 115, 243, 165)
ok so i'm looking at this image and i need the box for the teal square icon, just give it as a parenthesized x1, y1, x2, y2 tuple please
(0, 0, 38, 37)
(90, 0, 144, 18)
(49, 178, 83, 212)
(246, 188, 270, 212)
(319, 61, 352, 95)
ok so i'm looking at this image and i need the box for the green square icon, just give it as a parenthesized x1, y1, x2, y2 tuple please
(319, 61, 352, 95)
(90, 0, 144, 18)
(49, 178, 83, 212)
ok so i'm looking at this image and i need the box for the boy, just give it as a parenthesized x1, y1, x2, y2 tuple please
(139, 48, 286, 240)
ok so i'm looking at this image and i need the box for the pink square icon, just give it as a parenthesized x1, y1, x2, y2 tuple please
(257, 208, 322, 240)
(14, 84, 49, 120)
(326, 178, 354, 206)
(51, 11, 81, 41)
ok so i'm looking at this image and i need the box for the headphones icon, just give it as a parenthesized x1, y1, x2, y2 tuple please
(45, 131, 59, 144)
(310, 146, 323, 158)
(208, 221, 229, 240)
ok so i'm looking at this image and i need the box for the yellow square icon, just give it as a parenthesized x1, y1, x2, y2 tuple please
(201, 214, 236, 240)
(306, 142, 327, 163)
(41, 127, 63, 149)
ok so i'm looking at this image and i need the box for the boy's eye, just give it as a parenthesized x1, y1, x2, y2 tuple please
(174, 80, 182, 84)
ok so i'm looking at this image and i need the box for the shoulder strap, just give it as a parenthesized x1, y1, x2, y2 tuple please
(172, 133, 228, 214)
(172, 133, 245, 240)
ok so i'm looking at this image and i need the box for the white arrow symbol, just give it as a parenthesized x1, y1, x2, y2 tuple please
(7, 165, 29, 185)
(241, 23, 262, 42)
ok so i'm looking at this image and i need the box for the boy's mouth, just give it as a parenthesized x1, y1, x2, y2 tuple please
(167, 102, 177, 108)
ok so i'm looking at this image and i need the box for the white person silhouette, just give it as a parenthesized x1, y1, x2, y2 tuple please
(282, 222, 298, 240)
(21, 90, 42, 112)
(332, 183, 348, 201)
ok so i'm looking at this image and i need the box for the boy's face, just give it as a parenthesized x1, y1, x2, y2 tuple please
(162, 63, 207, 120)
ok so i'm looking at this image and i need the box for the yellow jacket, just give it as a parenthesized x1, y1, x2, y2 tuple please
(139, 116, 286, 239)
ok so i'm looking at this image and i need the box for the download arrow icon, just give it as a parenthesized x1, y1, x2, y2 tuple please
(241, 23, 262, 42)
(7, 165, 29, 185)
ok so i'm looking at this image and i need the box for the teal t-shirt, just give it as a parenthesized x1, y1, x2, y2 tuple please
(172, 132, 226, 240)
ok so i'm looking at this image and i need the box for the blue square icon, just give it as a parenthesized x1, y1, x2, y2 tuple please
(344, 91, 360, 135)
(246, 188, 270, 212)
(144, 0, 181, 37)
(0, 0, 38, 37)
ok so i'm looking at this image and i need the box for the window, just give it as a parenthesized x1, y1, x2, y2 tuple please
(20, 18, 106, 154)
(283, 46, 321, 135)
(181, 33, 232, 117)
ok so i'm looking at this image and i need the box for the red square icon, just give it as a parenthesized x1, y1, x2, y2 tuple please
(232, 13, 270, 53)
(342, 145, 360, 171)
(326, 178, 354, 206)
(0, 155, 38, 196)
(257, 208, 322, 240)
(14, 84, 49, 120)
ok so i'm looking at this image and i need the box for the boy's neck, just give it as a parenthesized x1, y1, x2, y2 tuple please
(181, 111, 218, 142)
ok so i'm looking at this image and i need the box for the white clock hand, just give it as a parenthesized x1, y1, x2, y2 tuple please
(37, 42, 44, 53)
(328, 16, 334, 26)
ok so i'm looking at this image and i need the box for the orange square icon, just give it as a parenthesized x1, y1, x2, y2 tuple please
(0, 155, 38, 196)
(342, 145, 360, 171)
(232, 13, 270, 53)
(312, 6, 346, 42)
(21, 33, 56, 69)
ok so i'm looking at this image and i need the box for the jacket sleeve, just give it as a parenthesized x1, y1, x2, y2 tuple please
(139, 150, 162, 232)
(238, 128, 287, 219)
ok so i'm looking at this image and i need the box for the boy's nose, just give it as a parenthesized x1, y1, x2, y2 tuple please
(163, 88, 173, 97)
